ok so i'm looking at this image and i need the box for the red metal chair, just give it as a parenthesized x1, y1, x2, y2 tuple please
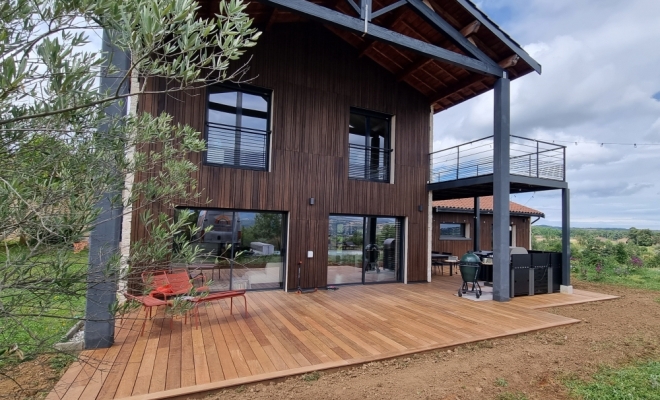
(141, 269, 209, 300)
(141, 270, 170, 298)
(189, 290, 248, 329)
(122, 293, 169, 336)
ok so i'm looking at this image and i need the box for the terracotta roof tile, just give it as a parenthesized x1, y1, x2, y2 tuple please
(432, 196, 544, 217)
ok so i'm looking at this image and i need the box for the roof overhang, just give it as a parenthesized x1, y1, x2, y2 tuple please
(434, 207, 545, 218)
(204, 0, 542, 113)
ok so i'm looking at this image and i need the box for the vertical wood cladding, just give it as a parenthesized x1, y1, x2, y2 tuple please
(133, 23, 431, 289)
(432, 212, 531, 256)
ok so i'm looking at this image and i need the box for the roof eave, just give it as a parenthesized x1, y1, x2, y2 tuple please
(454, 0, 542, 75)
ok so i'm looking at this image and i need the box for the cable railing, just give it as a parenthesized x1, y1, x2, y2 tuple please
(429, 135, 566, 184)
(349, 144, 392, 182)
(206, 122, 270, 170)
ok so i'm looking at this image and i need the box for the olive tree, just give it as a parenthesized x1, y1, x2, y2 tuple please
(0, 0, 260, 390)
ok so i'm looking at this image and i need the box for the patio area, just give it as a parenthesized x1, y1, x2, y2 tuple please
(47, 275, 617, 400)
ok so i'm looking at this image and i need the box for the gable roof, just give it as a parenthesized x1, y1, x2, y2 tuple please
(433, 196, 545, 217)
(235, 0, 541, 113)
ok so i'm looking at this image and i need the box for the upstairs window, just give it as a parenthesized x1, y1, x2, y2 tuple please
(348, 108, 392, 182)
(205, 85, 271, 170)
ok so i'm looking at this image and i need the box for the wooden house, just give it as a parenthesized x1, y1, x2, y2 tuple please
(432, 196, 544, 256)
(128, 0, 571, 299)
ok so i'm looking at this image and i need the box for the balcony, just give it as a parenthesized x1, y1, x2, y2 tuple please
(206, 122, 270, 170)
(428, 135, 567, 200)
(348, 144, 392, 183)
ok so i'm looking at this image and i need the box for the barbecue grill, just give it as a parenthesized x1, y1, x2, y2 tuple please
(458, 251, 482, 299)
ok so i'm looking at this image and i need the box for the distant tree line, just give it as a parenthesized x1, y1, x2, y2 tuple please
(532, 226, 660, 246)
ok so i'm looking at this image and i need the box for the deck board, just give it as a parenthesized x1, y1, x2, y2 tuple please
(49, 275, 617, 400)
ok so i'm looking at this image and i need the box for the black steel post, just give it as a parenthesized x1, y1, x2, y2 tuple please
(473, 197, 480, 251)
(562, 188, 571, 286)
(456, 147, 460, 179)
(84, 30, 129, 349)
(492, 77, 511, 302)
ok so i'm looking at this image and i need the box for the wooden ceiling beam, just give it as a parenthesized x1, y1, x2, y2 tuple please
(407, 0, 499, 69)
(357, 7, 407, 58)
(453, 0, 542, 73)
(396, 19, 480, 82)
(428, 73, 488, 104)
(460, 20, 481, 37)
(398, 19, 461, 82)
(395, 58, 433, 81)
(469, 35, 519, 78)
(498, 54, 520, 69)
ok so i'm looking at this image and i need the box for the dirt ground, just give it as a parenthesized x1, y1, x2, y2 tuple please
(1, 281, 659, 400)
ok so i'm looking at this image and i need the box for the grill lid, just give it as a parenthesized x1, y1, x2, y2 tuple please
(460, 251, 481, 265)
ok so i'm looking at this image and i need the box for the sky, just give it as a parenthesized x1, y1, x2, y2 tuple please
(432, 0, 660, 229)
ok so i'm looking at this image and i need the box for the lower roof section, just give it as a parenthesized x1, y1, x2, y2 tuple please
(428, 174, 568, 201)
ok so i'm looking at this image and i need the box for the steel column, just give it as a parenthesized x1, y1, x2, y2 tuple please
(84, 30, 129, 349)
(492, 77, 511, 302)
(473, 197, 480, 251)
(562, 188, 571, 286)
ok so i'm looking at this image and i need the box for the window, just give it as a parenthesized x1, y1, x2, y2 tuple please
(440, 223, 466, 239)
(174, 208, 287, 290)
(205, 85, 271, 170)
(348, 108, 392, 182)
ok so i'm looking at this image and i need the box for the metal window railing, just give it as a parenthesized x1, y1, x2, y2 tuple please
(206, 122, 270, 170)
(429, 135, 566, 184)
(348, 144, 392, 182)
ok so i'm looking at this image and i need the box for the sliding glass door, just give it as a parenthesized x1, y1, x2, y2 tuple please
(327, 215, 402, 285)
(175, 208, 286, 290)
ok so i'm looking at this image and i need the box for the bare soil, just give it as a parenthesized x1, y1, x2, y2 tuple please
(0, 355, 63, 399)
(2, 281, 659, 400)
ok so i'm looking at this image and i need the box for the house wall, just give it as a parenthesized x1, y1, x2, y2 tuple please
(432, 212, 531, 256)
(133, 23, 431, 289)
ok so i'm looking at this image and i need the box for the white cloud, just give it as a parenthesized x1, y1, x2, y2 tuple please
(433, 0, 660, 229)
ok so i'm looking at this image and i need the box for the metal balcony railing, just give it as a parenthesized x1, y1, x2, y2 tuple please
(349, 144, 392, 182)
(206, 122, 270, 170)
(429, 135, 566, 184)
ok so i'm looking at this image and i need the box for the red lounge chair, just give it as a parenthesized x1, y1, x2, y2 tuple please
(123, 293, 168, 336)
(142, 269, 209, 300)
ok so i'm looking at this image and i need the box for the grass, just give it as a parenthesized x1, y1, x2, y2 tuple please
(573, 268, 660, 292)
(301, 371, 321, 382)
(495, 377, 509, 387)
(566, 361, 660, 399)
(0, 245, 88, 368)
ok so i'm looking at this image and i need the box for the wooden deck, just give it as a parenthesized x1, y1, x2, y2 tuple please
(48, 275, 616, 400)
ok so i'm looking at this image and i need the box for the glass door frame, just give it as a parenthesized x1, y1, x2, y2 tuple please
(328, 214, 404, 286)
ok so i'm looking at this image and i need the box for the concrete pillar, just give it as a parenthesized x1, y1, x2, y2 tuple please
(492, 77, 511, 302)
(84, 30, 129, 349)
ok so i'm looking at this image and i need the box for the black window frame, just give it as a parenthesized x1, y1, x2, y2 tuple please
(204, 83, 272, 171)
(348, 107, 393, 183)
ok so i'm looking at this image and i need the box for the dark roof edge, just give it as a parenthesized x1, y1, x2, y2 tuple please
(434, 207, 545, 218)
(454, 0, 542, 74)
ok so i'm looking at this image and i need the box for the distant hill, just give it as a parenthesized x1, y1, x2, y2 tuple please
(534, 225, 658, 233)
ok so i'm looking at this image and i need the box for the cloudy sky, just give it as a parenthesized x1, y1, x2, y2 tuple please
(433, 0, 660, 229)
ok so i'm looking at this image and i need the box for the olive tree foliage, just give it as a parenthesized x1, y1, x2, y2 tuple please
(0, 0, 260, 365)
